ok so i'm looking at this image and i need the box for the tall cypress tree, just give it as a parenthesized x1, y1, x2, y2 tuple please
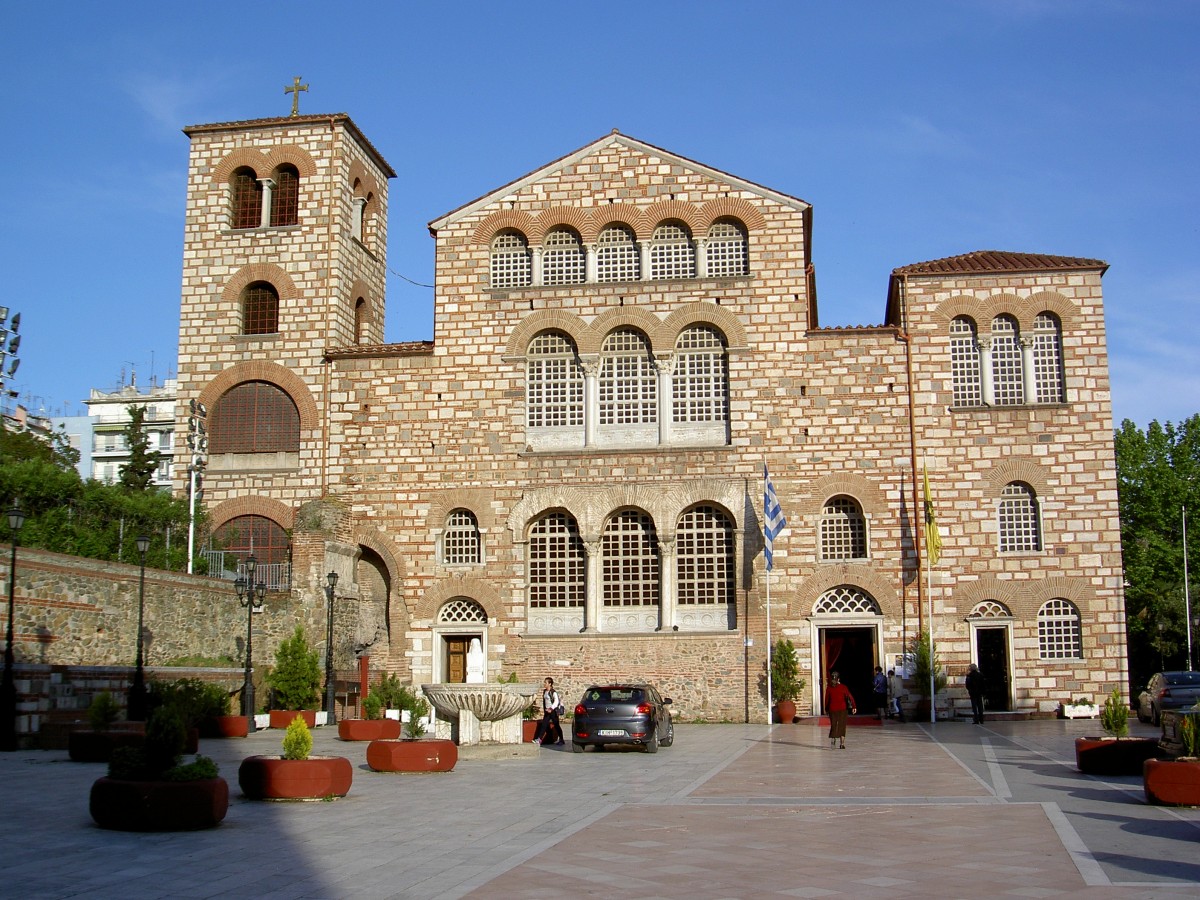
(118, 404, 162, 492)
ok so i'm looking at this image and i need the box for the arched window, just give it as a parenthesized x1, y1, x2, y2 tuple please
(596, 225, 640, 283)
(706, 219, 748, 277)
(438, 598, 488, 624)
(602, 510, 660, 608)
(528, 512, 585, 608)
(969, 600, 1013, 619)
(542, 228, 585, 285)
(990, 315, 1024, 406)
(230, 167, 262, 230)
(950, 316, 982, 407)
(212, 514, 290, 574)
(442, 509, 481, 565)
(672, 326, 728, 425)
(1038, 598, 1082, 659)
(676, 505, 734, 605)
(820, 496, 867, 561)
(208, 381, 300, 453)
(650, 222, 695, 280)
(242, 282, 279, 335)
(1032, 312, 1064, 403)
(354, 298, 367, 344)
(270, 164, 299, 227)
(491, 231, 532, 289)
(998, 482, 1041, 552)
(527, 331, 584, 429)
(814, 586, 881, 615)
(600, 329, 657, 425)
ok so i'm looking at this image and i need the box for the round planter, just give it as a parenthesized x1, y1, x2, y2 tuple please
(238, 755, 353, 800)
(1074, 737, 1159, 776)
(90, 776, 229, 831)
(210, 715, 249, 738)
(269, 709, 317, 730)
(1144, 758, 1200, 806)
(338, 718, 402, 741)
(366, 739, 458, 773)
(774, 700, 797, 724)
(523, 720, 539, 743)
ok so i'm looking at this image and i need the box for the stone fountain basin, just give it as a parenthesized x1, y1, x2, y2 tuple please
(421, 683, 538, 722)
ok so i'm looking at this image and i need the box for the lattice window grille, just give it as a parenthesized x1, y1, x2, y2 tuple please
(438, 598, 488, 624)
(601, 510, 660, 607)
(999, 482, 1040, 552)
(209, 381, 300, 454)
(950, 317, 982, 407)
(706, 221, 748, 277)
(231, 169, 262, 229)
(676, 505, 734, 605)
(650, 223, 696, 280)
(820, 496, 867, 561)
(527, 332, 584, 428)
(242, 282, 279, 335)
(528, 512, 586, 608)
(213, 514, 290, 569)
(672, 326, 728, 423)
(600, 330, 657, 425)
(990, 316, 1024, 406)
(270, 166, 299, 227)
(969, 600, 1012, 618)
(596, 226, 640, 282)
(814, 586, 880, 615)
(542, 228, 585, 285)
(1038, 598, 1082, 659)
(1032, 313, 1064, 403)
(443, 510, 481, 565)
(491, 232, 532, 289)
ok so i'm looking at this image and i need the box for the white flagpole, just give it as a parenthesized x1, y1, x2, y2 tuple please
(765, 559, 773, 726)
(927, 558, 935, 723)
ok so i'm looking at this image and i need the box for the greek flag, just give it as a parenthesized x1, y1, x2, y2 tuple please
(763, 464, 787, 571)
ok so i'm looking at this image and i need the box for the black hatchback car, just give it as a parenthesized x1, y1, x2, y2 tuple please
(571, 683, 674, 753)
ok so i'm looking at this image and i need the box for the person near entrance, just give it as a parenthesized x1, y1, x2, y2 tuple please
(966, 664, 986, 725)
(872, 666, 888, 720)
(824, 671, 856, 749)
(887, 668, 906, 722)
(534, 677, 564, 746)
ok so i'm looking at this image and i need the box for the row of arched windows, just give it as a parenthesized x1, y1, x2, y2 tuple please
(231, 165, 300, 230)
(950, 313, 1064, 408)
(491, 219, 748, 289)
(972, 598, 1083, 660)
(233, 279, 372, 343)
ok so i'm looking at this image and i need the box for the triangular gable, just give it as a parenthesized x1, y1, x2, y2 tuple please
(428, 130, 809, 233)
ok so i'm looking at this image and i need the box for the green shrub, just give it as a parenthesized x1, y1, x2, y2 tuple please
(144, 706, 186, 775)
(160, 654, 237, 668)
(403, 699, 429, 741)
(769, 638, 804, 703)
(281, 716, 313, 760)
(163, 755, 219, 781)
(87, 691, 121, 731)
(1100, 687, 1129, 739)
(1181, 713, 1199, 757)
(362, 692, 383, 720)
(908, 630, 947, 698)
(267, 626, 321, 710)
(371, 673, 408, 709)
(148, 678, 230, 728)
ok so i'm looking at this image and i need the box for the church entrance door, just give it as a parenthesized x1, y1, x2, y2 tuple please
(818, 626, 876, 715)
(444, 636, 471, 683)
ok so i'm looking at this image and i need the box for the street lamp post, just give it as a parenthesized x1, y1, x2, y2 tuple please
(127, 535, 152, 720)
(324, 571, 339, 725)
(1, 503, 26, 751)
(235, 555, 267, 733)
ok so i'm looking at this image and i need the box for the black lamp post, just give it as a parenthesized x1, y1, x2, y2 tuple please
(127, 535, 152, 720)
(324, 571, 339, 725)
(235, 555, 267, 733)
(1, 503, 26, 751)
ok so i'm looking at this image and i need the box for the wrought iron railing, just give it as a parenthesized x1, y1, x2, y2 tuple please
(199, 550, 291, 592)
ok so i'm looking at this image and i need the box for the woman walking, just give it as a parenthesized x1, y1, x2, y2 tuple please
(824, 671, 856, 750)
(534, 677, 564, 747)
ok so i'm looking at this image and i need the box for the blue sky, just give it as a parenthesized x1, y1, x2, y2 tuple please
(2, 1, 1195, 428)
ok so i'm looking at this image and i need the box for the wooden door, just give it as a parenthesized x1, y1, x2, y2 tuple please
(446, 637, 469, 683)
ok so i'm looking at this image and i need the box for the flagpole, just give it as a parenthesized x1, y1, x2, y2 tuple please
(765, 558, 773, 726)
(927, 554, 935, 723)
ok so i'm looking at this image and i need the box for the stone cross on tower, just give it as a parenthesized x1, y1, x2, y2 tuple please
(285, 76, 309, 117)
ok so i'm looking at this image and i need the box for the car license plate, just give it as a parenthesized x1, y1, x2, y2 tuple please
(598, 729, 624, 737)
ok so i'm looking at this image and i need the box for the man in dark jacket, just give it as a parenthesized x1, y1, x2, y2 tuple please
(966, 664, 986, 724)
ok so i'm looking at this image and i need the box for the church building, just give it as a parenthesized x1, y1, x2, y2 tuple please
(174, 110, 1126, 720)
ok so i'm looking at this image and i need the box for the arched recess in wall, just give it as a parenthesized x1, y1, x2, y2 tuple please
(414, 576, 505, 624)
(198, 360, 320, 432)
(796, 566, 900, 621)
(207, 496, 295, 533)
(350, 526, 409, 677)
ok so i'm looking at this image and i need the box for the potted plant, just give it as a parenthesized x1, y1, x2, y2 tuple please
(522, 701, 539, 743)
(337, 690, 402, 741)
(1144, 706, 1200, 805)
(148, 678, 228, 751)
(266, 626, 322, 729)
(908, 631, 947, 721)
(238, 715, 354, 800)
(1059, 696, 1098, 719)
(89, 705, 229, 831)
(69, 691, 144, 762)
(1074, 687, 1159, 776)
(212, 690, 249, 738)
(367, 697, 458, 773)
(769, 638, 804, 724)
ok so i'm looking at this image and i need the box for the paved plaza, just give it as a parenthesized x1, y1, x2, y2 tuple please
(3, 717, 1199, 898)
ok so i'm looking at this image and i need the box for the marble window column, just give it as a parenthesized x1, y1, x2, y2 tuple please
(1019, 336, 1037, 403)
(657, 535, 677, 631)
(258, 178, 276, 229)
(978, 337, 995, 406)
(582, 536, 603, 633)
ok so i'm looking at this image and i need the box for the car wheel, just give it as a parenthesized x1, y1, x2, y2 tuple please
(572, 741, 584, 753)
(1152, 706, 1161, 727)
(660, 720, 674, 748)
(645, 732, 658, 753)
(1136, 705, 1147, 723)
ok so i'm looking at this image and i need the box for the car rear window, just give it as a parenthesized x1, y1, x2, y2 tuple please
(585, 688, 644, 703)
(1166, 673, 1200, 686)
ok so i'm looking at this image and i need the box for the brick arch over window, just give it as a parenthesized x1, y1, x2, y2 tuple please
(212, 148, 270, 185)
(663, 303, 748, 350)
(984, 458, 1050, 496)
(589, 207, 648, 242)
(796, 569, 900, 619)
(346, 160, 381, 199)
(1022, 291, 1079, 332)
(473, 210, 535, 245)
(952, 575, 1021, 614)
(505, 310, 588, 360)
(197, 361, 319, 431)
(586, 307, 669, 355)
(207, 495, 295, 533)
(639, 200, 703, 240)
(531, 207, 591, 244)
(263, 146, 317, 179)
(698, 198, 766, 232)
(414, 576, 505, 622)
(796, 473, 886, 520)
(351, 526, 408, 590)
(1023, 577, 1095, 619)
(221, 263, 302, 308)
(424, 488, 499, 530)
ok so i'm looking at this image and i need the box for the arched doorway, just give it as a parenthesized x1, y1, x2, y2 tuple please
(809, 585, 884, 715)
(968, 601, 1013, 712)
(431, 598, 488, 683)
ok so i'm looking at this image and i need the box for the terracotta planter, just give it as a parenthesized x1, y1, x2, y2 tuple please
(238, 755, 353, 800)
(1074, 737, 1159, 776)
(69, 729, 144, 763)
(1144, 758, 1200, 806)
(337, 718, 402, 741)
(523, 720, 539, 743)
(367, 738, 458, 773)
(774, 700, 797, 724)
(210, 715, 249, 738)
(90, 776, 229, 831)
(269, 709, 317, 730)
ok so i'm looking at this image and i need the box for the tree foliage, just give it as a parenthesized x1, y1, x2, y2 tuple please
(118, 405, 162, 492)
(1115, 415, 1200, 688)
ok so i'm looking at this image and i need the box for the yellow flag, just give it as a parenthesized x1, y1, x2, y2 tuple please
(923, 465, 942, 567)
